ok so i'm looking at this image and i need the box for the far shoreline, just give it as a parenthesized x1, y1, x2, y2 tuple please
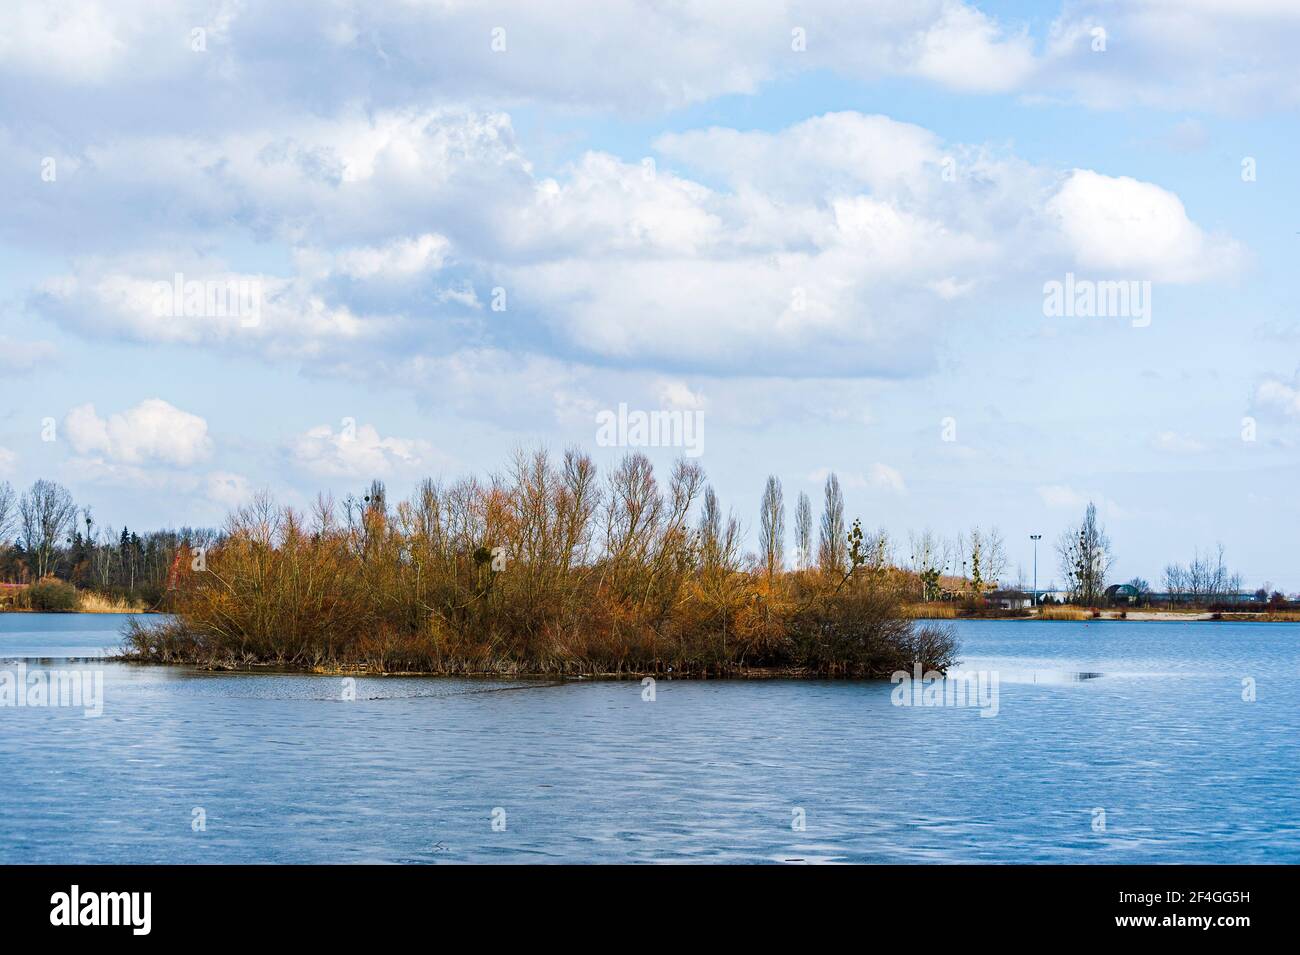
(909, 609, 1300, 623)
(6, 608, 1300, 623)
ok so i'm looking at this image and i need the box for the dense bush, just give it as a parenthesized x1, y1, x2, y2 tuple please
(123, 449, 957, 678)
(26, 578, 78, 612)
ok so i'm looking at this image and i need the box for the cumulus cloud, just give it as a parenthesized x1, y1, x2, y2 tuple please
(0, 1, 1044, 120)
(808, 464, 906, 493)
(206, 471, 253, 509)
(34, 254, 388, 359)
(64, 399, 212, 467)
(1037, 484, 1126, 519)
(21, 106, 1241, 400)
(656, 380, 705, 411)
(1254, 374, 1300, 418)
(3, 0, 1297, 153)
(1047, 170, 1244, 282)
(1041, 0, 1300, 112)
(10, 0, 1294, 120)
(904, 2, 1036, 93)
(867, 463, 907, 493)
(289, 422, 438, 478)
(329, 234, 450, 281)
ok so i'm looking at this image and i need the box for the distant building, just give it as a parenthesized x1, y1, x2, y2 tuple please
(1147, 591, 1259, 606)
(1104, 583, 1142, 605)
(1107, 586, 1261, 606)
(987, 589, 1032, 610)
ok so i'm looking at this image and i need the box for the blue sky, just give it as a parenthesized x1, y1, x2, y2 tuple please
(2, 0, 1298, 591)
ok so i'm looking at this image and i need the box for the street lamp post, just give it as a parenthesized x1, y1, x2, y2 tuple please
(1030, 534, 1042, 607)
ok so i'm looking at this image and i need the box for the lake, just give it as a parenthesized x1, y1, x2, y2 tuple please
(1, 613, 1297, 863)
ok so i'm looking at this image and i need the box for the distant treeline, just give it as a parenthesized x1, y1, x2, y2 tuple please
(122, 450, 956, 677)
(0, 478, 217, 608)
(0, 467, 1279, 623)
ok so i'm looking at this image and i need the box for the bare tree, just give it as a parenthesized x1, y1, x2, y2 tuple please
(1057, 502, 1112, 605)
(18, 479, 78, 579)
(0, 480, 16, 547)
(92, 524, 118, 589)
(698, 485, 722, 568)
(908, 529, 947, 600)
(758, 475, 785, 578)
(958, 527, 1008, 594)
(982, 527, 1008, 588)
(817, 472, 846, 575)
(1165, 543, 1241, 605)
(1162, 563, 1184, 608)
(1126, 577, 1151, 606)
(793, 492, 813, 571)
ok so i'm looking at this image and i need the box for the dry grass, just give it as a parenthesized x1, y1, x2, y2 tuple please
(77, 591, 146, 613)
(1035, 605, 1092, 621)
(901, 602, 957, 619)
(123, 449, 958, 678)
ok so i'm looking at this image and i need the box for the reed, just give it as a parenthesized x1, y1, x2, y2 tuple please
(901, 602, 957, 619)
(1035, 605, 1092, 621)
(77, 591, 146, 613)
(123, 449, 956, 678)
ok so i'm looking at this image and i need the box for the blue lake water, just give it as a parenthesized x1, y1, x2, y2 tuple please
(1, 613, 1297, 863)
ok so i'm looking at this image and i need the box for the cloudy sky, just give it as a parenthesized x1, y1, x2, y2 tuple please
(1, 0, 1297, 590)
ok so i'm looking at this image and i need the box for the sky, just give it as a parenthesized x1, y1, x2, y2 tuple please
(1, 0, 1298, 592)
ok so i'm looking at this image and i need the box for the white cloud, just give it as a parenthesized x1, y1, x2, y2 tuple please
(1037, 484, 1126, 519)
(655, 113, 944, 200)
(0, 0, 145, 84)
(329, 234, 450, 281)
(64, 399, 212, 467)
(5, 0, 1299, 134)
(0, 446, 16, 476)
(1042, 0, 1300, 112)
(24, 108, 1240, 390)
(868, 463, 907, 493)
(1047, 170, 1244, 282)
(905, 3, 1036, 93)
(808, 464, 905, 493)
(657, 380, 705, 411)
(1037, 484, 1088, 509)
(206, 471, 252, 509)
(35, 255, 378, 358)
(1255, 376, 1300, 418)
(289, 422, 437, 479)
(0, 1, 1046, 113)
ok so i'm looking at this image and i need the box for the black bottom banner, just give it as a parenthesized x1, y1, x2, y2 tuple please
(0, 864, 1281, 941)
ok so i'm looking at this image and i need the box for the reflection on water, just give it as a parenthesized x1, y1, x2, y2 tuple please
(979, 669, 1106, 684)
(1, 613, 1298, 864)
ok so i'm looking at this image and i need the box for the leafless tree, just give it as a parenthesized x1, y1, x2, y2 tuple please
(817, 472, 846, 575)
(0, 480, 16, 547)
(698, 486, 721, 567)
(793, 492, 813, 571)
(1057, 502, 1112, 605)
(1165, 543, 1241, 605)
(908, 529, 948, 600)
(758, 475, 785, 578)
(18, 479, 78, 579)
(981, 527, 1008, 588)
